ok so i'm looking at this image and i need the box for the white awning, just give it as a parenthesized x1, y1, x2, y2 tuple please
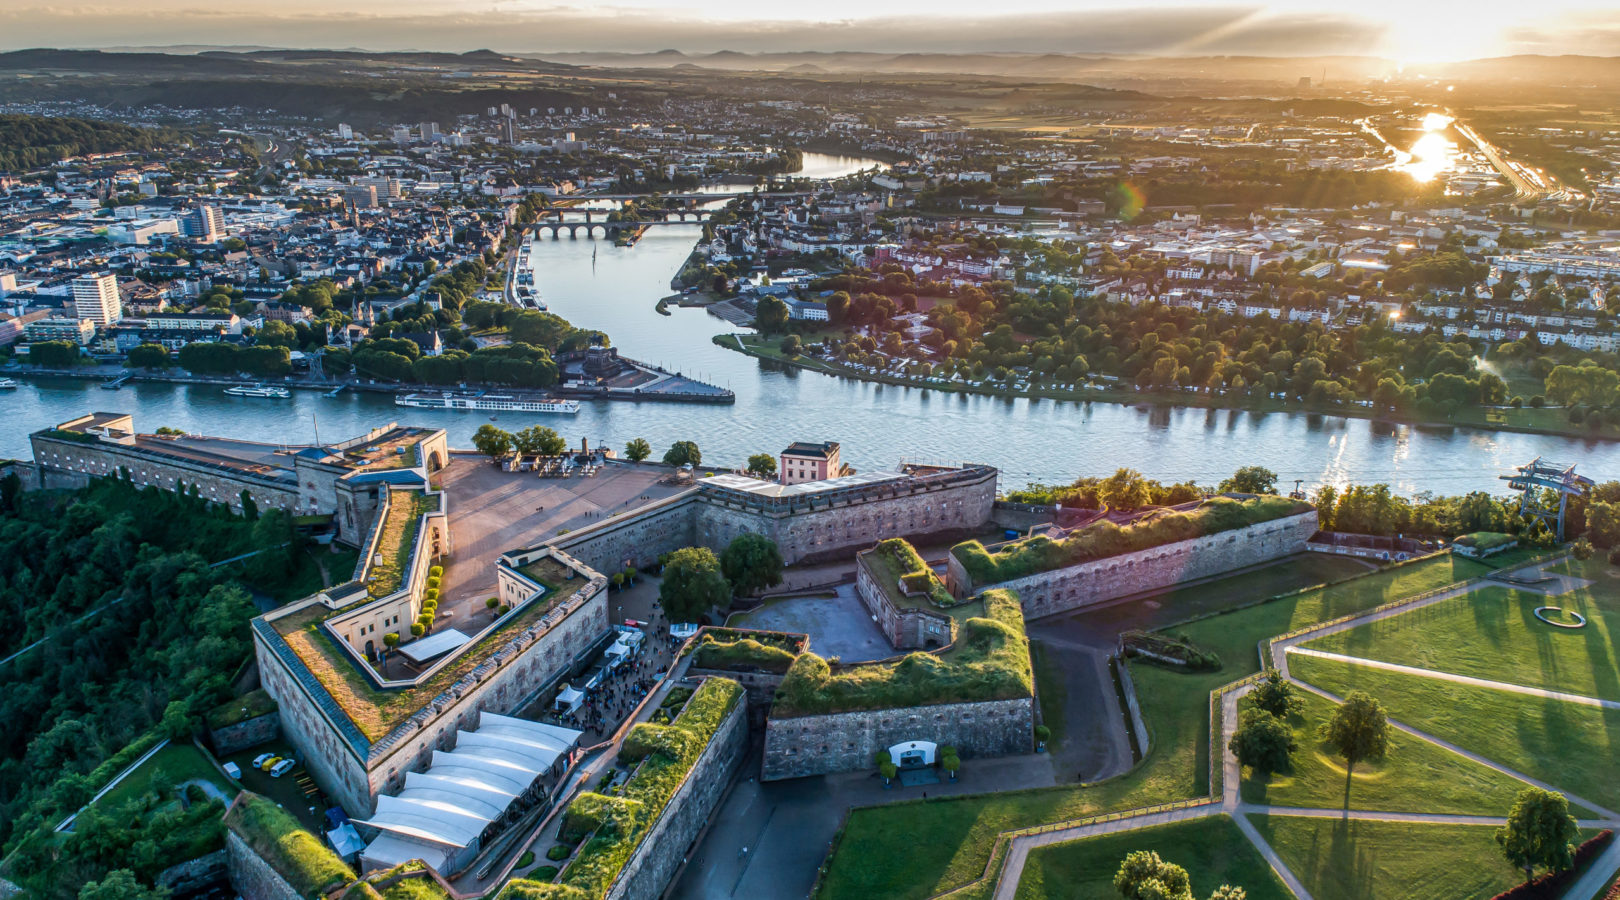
(399, 628, 473, 664)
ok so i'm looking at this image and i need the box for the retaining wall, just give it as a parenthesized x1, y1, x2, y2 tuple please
(948, 510, 1319, 619)
(761, 697, 1034, 781)
(224, 830, 302, 900)
(605, 692, 749, 900)
(208, 711, 280, 757)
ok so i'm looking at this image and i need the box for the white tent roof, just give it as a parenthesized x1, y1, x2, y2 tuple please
(399, 628, 473, 664)
(361, 832, 457, 872)
(359, 715, 583, 856)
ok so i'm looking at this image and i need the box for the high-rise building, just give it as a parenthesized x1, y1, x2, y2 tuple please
(502, 118, 517, 144)
(183, 204, 225, 242)
(73, 272, 122, 326)
(344, 184, 379, 209)
(418, 122, 439, 142)
(391, 127, 412, 145)
(337, 123, 353, 140)
(357, 177, 402, 201)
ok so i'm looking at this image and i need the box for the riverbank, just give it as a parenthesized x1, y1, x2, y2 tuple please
(2, 356, 734, 405)
(715, 332, 1617, 443)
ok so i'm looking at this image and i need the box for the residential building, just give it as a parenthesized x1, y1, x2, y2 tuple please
(779, 441, 843, 485)
(73, 273, 122, 326)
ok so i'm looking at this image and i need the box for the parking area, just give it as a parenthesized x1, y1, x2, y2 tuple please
(433, 456, 689, 622)
(220, 741, 330, 832)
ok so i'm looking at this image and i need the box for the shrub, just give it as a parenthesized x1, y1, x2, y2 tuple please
(1574, 538, 1594, 560)
(1487, 830, 1612, 900)
(499, 879, 587, 900)
(516, 851, 535, 869)
(555, 679, 743, 898)
(429, 565, 443, 578)
(869, 538, 955, 607)
(224, 792, 356, 897)
(1121, 630, 1221, 671)
(689, 634, 799, 674)
(951, 496, 1311, 586)
(546, 844, 572, 861)
(773, 590, 1032, 716)
(534, 867, 559, 881)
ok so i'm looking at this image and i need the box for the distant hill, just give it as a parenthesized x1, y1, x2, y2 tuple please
(0, 113, 167, 172)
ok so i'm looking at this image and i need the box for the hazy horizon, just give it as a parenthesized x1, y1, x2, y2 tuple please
(3, 1, 1620, 64)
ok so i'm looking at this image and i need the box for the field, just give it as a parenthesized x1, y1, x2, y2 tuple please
(1014, 815, 1292, 900)
(1250, 816, 1541, 900)
(1290, 653, 1620, 812)
(92, 742, 236, 812)
(1303, 580, 1620, 702)
(815, 554, 1484, 899)
(1237, 689, 1531, 815)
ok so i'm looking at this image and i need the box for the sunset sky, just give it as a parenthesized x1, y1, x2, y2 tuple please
(2, 1, 1619, 61)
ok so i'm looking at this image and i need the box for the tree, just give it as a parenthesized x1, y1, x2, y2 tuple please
(658, 547, 731, 622)
(1250, 669, 1302, 718)
(514, 425, 567, 456)
(624, 438, 652, 462)
(755, 295, 790, 333)
(78, 869, 166, 900)
(124, 343, 170, 369)
(1114, 850, 1193, 900)
(746, 453, 778, 479)
(1219, 466, 1278, 495)
(1228, 708, 1296, 776)
(1208, 888, 1247, 900)
(720, 533, 784, 596)
(486, 597, 500, 612)
(779, 334, 803, 357)
(663, 440, 702, 467)
(411, 622, 425, 637)
(383, 632, 399, 650)
(472, 424, 514, 458)
(27, 340, 79, 368)
(1496, 787, 1580, 884)
(159, 699, 194, 741)
(1320, 691, 1390, 801)
(941, 749, 960, 781)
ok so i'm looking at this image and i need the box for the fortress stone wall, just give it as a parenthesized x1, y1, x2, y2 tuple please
(853, 551, 954, 651)
(761, 697, 1034, 781)
(949, 510, 1320, 620)
(603, 693, 749, 900)
(254, 569, 609, 816)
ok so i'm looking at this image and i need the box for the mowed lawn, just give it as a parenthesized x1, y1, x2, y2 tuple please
(92, 742, 237, 812)
(1237, 689, 1532, 815)
(815, 555, 1486, 900)
(1290, 653, 1620, 812)
(1014, 815, 1292, 900)
(1303, 582, 1620, 702)
(1250, 815, 1537, 900)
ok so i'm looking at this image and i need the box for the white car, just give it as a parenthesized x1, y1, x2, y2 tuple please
(252, 752, 276, 770)
(270, 758, 298, 778)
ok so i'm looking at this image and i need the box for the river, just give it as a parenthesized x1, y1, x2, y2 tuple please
(3, 151, 1615, 494)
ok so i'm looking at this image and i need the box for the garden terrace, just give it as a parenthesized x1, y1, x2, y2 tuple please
(689, 627, 807, 674)
(771, 589, 1032, 717)
(553, 678, 744, 899)
(950, 495, 1312, 586)
(864, 538, 955, 608)
(517, 557, 575, 592)
(223, 791, 355, 898)
(262, 566, 596, 741)
(366, 489, 440, 600)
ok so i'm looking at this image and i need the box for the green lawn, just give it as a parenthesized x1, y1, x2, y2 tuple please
(1250, 815, 1533, 900)
(93, 742, 236, 812)
(1030, 641, 1069, 749)
(1014, 815, 1291, 900)
(1304, 584, 1620, 702)
(1237, 690, 1532, 815)
(816, 554, 1486, 899)
(1290, 653, 1620, 812)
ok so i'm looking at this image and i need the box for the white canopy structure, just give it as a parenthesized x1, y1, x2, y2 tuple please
(399, 628, 473, 664)
(554, 686, 585, 714)
(359, 714, 582, 874)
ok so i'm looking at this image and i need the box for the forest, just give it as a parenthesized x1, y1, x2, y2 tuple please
(0, 114, 173, 172)
(0, 476, 327, 895)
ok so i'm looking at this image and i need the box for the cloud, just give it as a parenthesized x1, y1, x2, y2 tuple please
(0, 2, 1614, 57)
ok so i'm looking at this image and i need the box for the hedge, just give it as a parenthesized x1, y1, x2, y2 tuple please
(771, 589, 1033, 717)
(1487, 830, 1613, 900)
(950, 495, 1313, 586)
(689, 635, 799, 674)
(556, 678, 743, 899)
(223, 792, 355, 898)
(499, 880, 589, 900)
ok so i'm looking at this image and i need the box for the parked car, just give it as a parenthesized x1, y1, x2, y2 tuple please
(252, 753, 275, 770)
(259, 755, 282, 772)
(270, 758, 298, 778)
